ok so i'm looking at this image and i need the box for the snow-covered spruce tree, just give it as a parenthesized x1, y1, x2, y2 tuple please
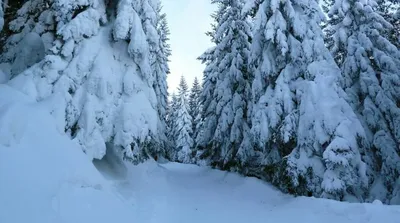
(2, 0, 169, 163)
(328, 0, 400, 204)
(195, 46, 217, 164)
(250, 0, 368, 200)
(0, 0, 4, 32)
(243, 0, 262, 17)
(175, 94, 194, 163)
(376, 0, 400, 48)
(195, 3, 225, 163)
(177, 75, 189, 97)
(141, 1, 170, 154)
(189, 77, 202, 135)
(195, 1, 221, 166)
(166, 92, 179, 159)
(197, 0, 252, 171)
(192, 102, 204, 158)
(171, 76, 193, 163)
(156, 6, 171, 122)
(321, 0, 338, 53)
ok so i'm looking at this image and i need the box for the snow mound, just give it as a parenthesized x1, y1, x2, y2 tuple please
(0, 85, 133, 223)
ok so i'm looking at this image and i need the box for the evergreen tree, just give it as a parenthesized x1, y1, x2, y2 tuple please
(166, 92, 179, 159)
(193, 103, 204, 156)
(250, 0, 368, 200)
(243, 0, 262, 17)
(171, 76, 193, 162)
(150, 2, 171, 155)
(197, 0, 252, 170)
(376, 0, 400, 48)
(189, 77, 202, 136)
(0, 0, 4, 32)
(175, 92, 194, 163)
(329, 0, 400, 204)
(196, 47, 217, 164)
(177, 75, 189, 97)
(1, 0, 169, 163)
(321, 0, 337, 54)
(195, 3, 226, 161)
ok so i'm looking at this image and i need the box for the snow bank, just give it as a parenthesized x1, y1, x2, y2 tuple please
(0, 85, 133, 223)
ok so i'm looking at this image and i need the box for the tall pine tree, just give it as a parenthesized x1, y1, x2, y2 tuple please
(151, 2, 171, 155)
(328, 0, 400, 204)
(197, 0, 252, 170)
(250, 0, 368, 200)
(166, 92, 179, 158)
(189, 77, 202, 135)
(171, 76, 193, 162)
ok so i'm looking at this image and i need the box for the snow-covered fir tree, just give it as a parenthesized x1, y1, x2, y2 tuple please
(156, 6, 172, 116)
(175, 94, 194, 163)
(0, 0, 4, 32)
(376, 0, 400, 48)
(166, 92, 179, 157)
(328, 0, 400, 204)
(243, 0, 262, 17)
(196, 0, 252, 170)
(195, 47, 216, 163)
(0, 0, 169, 163)
(195, 2, 226, 162)
(249, 0, 368, 200)
(177, 75, 189, 97)
(189, 77, 202, 136)
(171, 76, 193, 163)
(150, 2, 171, 152)
(321, 0, 337, 53)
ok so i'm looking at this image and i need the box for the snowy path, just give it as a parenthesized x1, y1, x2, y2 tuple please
(106, 161, 400, 223)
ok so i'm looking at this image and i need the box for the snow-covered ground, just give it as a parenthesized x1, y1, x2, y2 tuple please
(0, 84, 399, 223)
(110, 161, 400, 223)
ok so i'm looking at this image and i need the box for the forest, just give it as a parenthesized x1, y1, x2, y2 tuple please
(0, 0, 399, 208)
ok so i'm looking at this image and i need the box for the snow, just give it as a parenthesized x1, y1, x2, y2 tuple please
(0, 84, 399, 223)
(0, 84, 133, 223)
(11, 32, 45, 76)
(112, 161, 400, 223)
(0, 69, 8, 84)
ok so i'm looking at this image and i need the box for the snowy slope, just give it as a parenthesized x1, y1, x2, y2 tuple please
(0, 85, 133, 223)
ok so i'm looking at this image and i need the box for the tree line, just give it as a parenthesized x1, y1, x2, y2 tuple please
(167, 0, 400, 204)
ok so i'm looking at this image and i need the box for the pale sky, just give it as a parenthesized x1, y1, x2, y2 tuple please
(162, 0, 216, 94)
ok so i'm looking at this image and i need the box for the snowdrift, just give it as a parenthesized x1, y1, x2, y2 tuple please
(0, 84, 133, 223)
